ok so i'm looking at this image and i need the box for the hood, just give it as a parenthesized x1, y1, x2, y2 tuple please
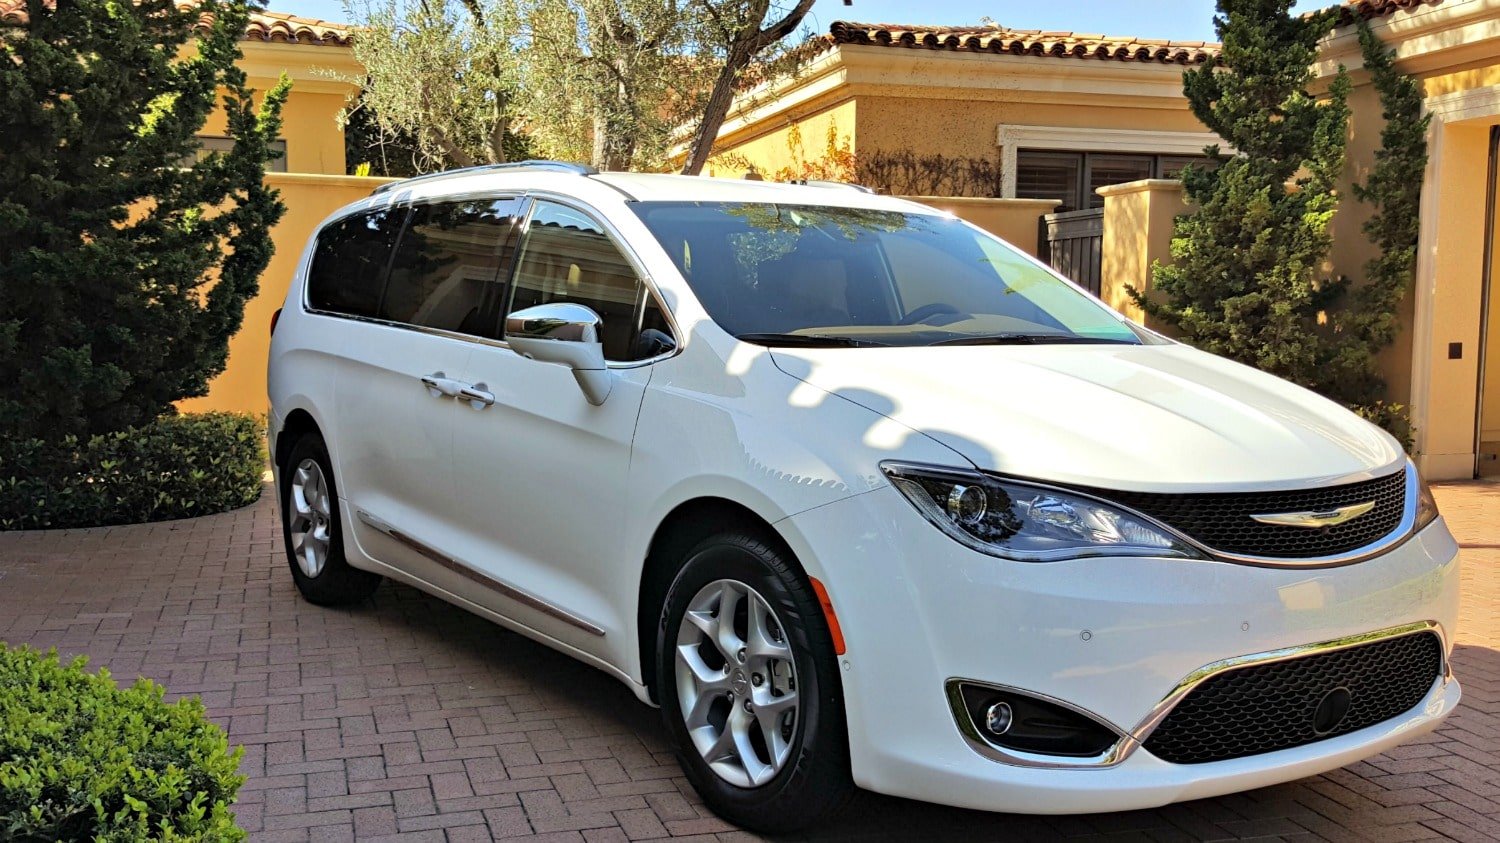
(770, 343, 1403, 493)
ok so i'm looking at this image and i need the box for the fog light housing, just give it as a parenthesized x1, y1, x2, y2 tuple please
(948, 681, 1121, 759)
(984, 701, 1014, 736)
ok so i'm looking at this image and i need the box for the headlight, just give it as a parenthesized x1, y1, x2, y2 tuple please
(881, 462, 1204, 562)
(1413, 461, 1439, 530)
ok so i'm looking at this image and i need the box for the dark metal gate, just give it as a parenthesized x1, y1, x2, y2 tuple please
(1040, 208, 1104, 295)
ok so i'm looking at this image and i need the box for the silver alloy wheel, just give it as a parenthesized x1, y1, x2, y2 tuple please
(674, 579, 800, 788)
(288, 458, 333, 578)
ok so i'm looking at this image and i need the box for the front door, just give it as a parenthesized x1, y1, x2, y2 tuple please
(447, 198, 673, 660)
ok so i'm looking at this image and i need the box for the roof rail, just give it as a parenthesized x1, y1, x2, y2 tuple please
(790, 178, 877, 195)
(371, 160, 599, 196)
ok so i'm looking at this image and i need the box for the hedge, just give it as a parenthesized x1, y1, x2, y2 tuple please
(0, 646, 245, 841)
(0, 412, 265, 531)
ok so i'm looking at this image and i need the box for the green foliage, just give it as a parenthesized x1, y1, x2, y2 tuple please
(346, 0, 529, 170)
(1133, 0, 1355, 392)
(0, 412, 265, 531)
(0, 0, 288, 442)
(1338, 21, 1431, 445)
(1131, 2, 1428, 446)
(0, 646, 245, 841)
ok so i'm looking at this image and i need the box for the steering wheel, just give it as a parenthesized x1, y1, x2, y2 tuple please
(898, 302, 964, 326)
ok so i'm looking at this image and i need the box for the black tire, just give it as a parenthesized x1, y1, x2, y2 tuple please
(655, 530, 855, 833)
(279, 432, 380, 606)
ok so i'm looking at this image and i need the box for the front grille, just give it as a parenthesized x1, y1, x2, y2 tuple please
(1142, 631, 1442, 764)
(1097, 469, 1408, 559)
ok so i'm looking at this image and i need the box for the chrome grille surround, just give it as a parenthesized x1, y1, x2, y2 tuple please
(948, 620, 1452, 769)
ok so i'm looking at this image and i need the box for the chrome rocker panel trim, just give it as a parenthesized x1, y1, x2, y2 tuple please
(356, 509, 606, 637)
(949, 620, 1451, 769)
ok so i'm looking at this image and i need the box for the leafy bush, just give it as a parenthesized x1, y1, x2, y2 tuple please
(0, 412, 264, 531)
(0, 646, 245, 841)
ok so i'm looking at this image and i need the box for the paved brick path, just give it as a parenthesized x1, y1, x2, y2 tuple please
(1, 482, 1496, 842)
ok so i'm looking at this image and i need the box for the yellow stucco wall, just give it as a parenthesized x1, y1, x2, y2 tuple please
(179, 173, 395, 416)
(704, 99, 858, 178)
(175, 40, 367, 414)
(853, 97, 1207, 159)
(898, 196, 1060, 257)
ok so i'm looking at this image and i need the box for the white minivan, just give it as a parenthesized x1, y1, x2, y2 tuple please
(268, 161, 1461, 832)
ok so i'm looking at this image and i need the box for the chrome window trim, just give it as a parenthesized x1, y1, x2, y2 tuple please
(949, 620, 1451, 769)
(355, 509, 606, 637)
(298, 191, 683, 369)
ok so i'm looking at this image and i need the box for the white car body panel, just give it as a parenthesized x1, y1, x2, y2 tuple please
(267, 167, 1462, 817)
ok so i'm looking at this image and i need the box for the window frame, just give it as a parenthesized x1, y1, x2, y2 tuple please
(301, 192, 681, 368)
(191, 135, 288, 172)
(302, 204, 411, 322)
(507, 192, 681, 368)
(375, 195, 527, 339)
(1015, 150, 1213, 211)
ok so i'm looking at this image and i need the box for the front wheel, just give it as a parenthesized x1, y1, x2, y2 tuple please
(656, 531, 854, 833)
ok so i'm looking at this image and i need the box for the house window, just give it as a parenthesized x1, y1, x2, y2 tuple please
(187, 136, 288, 172)
(1016, 150, 1211, 211)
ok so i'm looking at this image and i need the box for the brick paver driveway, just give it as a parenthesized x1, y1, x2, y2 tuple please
(1, 483, 1497, 842)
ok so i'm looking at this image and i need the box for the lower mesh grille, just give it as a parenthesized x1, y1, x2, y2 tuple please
(1142, 631, 1442, 765)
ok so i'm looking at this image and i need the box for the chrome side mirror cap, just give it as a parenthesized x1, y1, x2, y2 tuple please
(504, 303, 613, 405)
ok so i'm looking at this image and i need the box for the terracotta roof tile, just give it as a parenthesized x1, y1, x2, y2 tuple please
(0, 2, 352, 47)
(825, 1, 1438, 65)
(827, 20, 1219, 64)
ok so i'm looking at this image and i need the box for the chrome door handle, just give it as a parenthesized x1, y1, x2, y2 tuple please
(420, 372, 463, 398)
(457, 383, 495, 408)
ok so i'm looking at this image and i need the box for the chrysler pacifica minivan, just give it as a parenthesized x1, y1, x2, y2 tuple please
(268, 161, 1460, 832)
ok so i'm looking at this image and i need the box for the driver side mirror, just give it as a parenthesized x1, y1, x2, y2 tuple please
(504, 303, 613, 405)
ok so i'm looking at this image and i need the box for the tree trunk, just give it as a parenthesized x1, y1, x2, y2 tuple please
(681, 0, 815, 176)
(680, 47, 747, 176)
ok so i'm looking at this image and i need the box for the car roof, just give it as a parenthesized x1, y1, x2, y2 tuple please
(590, 172, 930, 211)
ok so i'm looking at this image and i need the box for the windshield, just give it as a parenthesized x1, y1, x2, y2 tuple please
(629, 201, 1143, 347)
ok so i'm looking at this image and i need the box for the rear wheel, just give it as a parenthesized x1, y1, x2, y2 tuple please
(280, 433, 380, 606)
(656, 531, 854, 833)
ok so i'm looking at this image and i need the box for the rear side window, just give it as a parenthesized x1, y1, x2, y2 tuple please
(306, 207, 406, 318)
(379, 197, 521, 337)
(509, 201, 670, 361)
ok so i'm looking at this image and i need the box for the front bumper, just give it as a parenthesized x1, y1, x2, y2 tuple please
(779, 486, 1462, 814)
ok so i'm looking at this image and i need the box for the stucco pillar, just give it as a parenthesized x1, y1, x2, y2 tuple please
(1097, 180, 1188, 332)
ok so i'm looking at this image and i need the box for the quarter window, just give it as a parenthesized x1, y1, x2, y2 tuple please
(380, 198, 521, 337)
(509, 201, 671, 361)
(306, 207, 406, 319)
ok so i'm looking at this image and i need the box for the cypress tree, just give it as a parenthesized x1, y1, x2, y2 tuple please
(0, 0, 289, 441)
(1132, 0, 1354, 394)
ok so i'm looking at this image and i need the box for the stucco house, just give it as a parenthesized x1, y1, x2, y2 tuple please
(703, 0, 1500, 481)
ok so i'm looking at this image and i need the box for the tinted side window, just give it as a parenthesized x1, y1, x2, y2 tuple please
(509, 201, 669, 361)
(380, 198, 520, 337)
(307, 207, 405, 318)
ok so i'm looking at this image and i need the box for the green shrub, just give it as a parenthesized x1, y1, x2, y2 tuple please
(0, 412, 264, 531)
(0, 646, 245, 841)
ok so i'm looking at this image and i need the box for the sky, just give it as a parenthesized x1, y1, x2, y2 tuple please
(278, 0, 1331, 44)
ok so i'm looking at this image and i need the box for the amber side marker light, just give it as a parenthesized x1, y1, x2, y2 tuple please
(270, 307, 283, 337)
(809, 577, 847, 656)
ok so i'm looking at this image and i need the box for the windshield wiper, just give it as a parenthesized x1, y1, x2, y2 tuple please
(737, 333, 892, 348)
(926, 333, 1137, 347)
